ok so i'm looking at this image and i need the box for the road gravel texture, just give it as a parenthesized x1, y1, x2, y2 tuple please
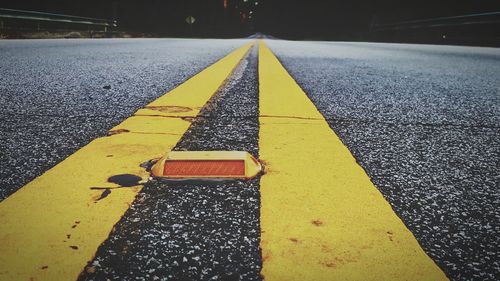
(0, 38, 249, 200)
(265, 40, 500, 281)
(79, 46, 261, 281)
(2, 38, 499, 280)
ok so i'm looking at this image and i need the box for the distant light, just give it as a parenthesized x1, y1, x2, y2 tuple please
(224, 0, 228, 9)
(255, 1, 259, 5)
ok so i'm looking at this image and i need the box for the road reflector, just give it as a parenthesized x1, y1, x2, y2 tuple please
(151, 151, 262, 179)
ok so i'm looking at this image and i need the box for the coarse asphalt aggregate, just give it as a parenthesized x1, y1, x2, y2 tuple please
(0, 38, 249, 200)
(1, 38, 499, 280)
(265, 40, 500, 281)
(79, 46, 261, 281)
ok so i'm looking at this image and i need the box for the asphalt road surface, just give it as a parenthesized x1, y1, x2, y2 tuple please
(0, 38, 247, 200)
(79, 46, 262, 281)
(265, 40, 500, 280)
(1, 38, 499, 280)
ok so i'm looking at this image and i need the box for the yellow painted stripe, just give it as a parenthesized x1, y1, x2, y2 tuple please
(258, 41, 447, 280)
(0, 42, 253, 281)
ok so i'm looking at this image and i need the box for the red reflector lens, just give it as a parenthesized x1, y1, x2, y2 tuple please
(163, 160, 245, 177)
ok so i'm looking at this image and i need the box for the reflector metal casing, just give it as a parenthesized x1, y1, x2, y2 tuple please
(151, 151, 262, 179)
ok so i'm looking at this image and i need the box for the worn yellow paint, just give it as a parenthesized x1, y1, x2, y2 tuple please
(0, 42, 253, 281)
(258, 41, 448, 280)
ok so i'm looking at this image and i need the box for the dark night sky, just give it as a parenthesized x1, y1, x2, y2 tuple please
(1, 0, 500, 39)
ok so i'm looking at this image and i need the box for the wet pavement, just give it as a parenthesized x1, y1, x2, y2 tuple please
(79, 46, 261, 281)
(0, 38, 249, 200)
(265, 40, 500, 281)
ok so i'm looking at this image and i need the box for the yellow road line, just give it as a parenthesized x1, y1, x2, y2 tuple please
(258, 41, 447, 280)
(0, 42, 253, 281)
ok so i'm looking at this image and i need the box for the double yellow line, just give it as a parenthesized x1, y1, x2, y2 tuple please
(0, 41, 447, 281)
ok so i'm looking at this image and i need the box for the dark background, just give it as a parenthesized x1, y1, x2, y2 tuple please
(1, 0, 500, 44)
